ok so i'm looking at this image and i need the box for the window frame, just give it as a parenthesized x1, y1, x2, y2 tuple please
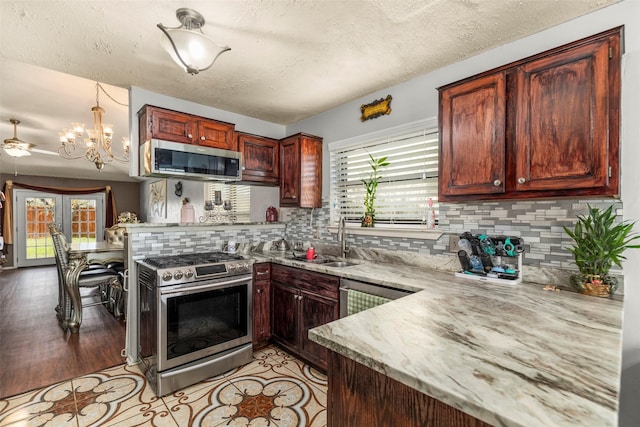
(328, 118, 442, 240)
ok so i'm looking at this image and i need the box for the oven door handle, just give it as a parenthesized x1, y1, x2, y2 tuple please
(159, 275, 251, 296)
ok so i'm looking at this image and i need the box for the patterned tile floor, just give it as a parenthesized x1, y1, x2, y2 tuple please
(0, 346, 327, 427)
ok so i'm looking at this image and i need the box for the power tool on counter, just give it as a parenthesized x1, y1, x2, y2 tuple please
(456, 232, 524, 280)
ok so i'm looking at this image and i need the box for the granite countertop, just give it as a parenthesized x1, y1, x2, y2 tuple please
(258, 253, 623, 427)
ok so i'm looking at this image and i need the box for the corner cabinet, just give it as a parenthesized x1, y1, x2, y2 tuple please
(237, 132, 279, 185)
(279, 133, 323, 208)
(270, 264, 339, 370)
(438, 26, 621, 202)
(138, 105, 236, 151)
(253, 263, 271, 349)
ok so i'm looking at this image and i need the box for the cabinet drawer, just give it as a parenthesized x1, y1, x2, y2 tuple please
(253, 263, 271, 281)
(271, 264, 339, 300)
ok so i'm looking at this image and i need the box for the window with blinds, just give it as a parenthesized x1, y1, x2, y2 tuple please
(330, 126, 439, 226)
(204, 183, 251, 223)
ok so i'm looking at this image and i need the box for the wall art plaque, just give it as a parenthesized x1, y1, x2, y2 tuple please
(360, 95, 392, 122)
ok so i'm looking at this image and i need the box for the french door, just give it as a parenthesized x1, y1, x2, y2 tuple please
(14, 190, 105, 267)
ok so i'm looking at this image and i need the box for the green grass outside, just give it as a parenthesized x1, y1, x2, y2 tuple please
(25, 236, 97, 259)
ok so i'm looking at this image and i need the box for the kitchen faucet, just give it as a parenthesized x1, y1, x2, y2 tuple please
(337, 216, 349, 258)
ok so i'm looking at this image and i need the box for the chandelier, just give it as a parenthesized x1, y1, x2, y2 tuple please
(157, 8, 231, 75)
(58, 82, 130, 170)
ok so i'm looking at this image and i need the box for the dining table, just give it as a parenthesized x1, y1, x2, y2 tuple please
(69, 241, 124, 264)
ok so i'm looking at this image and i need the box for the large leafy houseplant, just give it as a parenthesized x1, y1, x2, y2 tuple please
(361, 154, 389, 227)
(563, 204, 640, 296)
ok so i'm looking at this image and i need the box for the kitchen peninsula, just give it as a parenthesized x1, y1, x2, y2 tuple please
(302, 260, 623, 427)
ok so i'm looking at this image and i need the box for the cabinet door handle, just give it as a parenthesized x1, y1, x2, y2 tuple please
(256, 271, 269, 276)
(518, 177, 526, 184)
(187, 133, 193, 139)
(201, 136, 206, 141)
(493, 179, 501, 187)
(256, 288, 263, 294)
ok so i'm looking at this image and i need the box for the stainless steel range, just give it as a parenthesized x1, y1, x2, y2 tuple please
(138, 252, 254, 396)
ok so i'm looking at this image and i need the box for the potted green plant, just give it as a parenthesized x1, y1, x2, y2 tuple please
(563, 204, 640, 297)
(361, 154, 389, 227)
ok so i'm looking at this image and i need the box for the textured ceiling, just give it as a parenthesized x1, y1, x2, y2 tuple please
(0, 0, 619, 182)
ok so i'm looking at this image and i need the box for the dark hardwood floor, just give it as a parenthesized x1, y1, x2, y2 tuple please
(0, 265, 126, 398)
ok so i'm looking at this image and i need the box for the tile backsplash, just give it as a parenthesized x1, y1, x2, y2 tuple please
(283, 198, 623, 272)
(128, 225, 287, 259)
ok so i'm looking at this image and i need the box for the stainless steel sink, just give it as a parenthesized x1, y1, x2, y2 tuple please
(286, 256, 332, 264)
(323, 261, 358, 268)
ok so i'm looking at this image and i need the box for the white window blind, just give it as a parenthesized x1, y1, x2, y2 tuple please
(330, 127, 439, 225)
(204, 183, 251, 223)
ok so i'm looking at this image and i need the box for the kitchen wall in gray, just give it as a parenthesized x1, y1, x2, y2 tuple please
(139, 177, 280, 224)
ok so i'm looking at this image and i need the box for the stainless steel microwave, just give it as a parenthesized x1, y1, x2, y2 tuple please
(139, 139, 242, 181)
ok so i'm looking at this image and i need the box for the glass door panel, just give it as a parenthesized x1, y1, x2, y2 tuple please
(71, 198, 98, 244)
(16, 190, 62, 267)
(61, 194, 105, 244)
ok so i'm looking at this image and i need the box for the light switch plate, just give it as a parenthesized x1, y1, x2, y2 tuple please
(449, 235, 460, 253)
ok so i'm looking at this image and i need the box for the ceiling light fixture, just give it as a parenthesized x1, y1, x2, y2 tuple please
(58, 82, 130, 171)
(3, 119, 35, 157)
(158, 8, 231, 75)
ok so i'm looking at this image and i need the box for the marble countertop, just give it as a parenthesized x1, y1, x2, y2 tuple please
(258, 253, 623, 427)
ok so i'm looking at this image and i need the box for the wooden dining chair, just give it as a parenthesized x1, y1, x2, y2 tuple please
(48, 223, 121, 333)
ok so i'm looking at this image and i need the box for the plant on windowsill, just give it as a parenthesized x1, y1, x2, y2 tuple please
(361, 154, 389, 227)
(563, 204, 640, 297)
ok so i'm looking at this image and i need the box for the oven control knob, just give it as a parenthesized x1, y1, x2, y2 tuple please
(174, 270, 184, 280)
(184, 269, 194, 279)
(243, 262, 250, 271)
(227, 264, 237, 273)
(162, 272, 173, 282)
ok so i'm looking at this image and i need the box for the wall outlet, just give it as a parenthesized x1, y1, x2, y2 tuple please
(449, 235, 461, 253)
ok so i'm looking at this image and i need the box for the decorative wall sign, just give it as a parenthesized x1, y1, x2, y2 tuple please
(360, 95, 392, 122)
(149, 179, 167, 218)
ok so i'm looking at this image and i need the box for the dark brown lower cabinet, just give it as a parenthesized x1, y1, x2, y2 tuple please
(270, 265, 339, 370)
(252, 263, 271, 349)
(327, 351, 492, 427)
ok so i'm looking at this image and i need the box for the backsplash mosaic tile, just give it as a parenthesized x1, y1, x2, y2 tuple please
(128, 225, 287, 259)
(283, 198, 623, 272)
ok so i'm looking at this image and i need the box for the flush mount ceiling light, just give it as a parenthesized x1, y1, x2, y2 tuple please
(3, 119, 35, 157)
(158, 8, 231, 75)
(58, 82, 130, 170)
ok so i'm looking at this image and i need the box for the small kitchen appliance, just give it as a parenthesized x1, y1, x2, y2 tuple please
(138, 252, 254, 396)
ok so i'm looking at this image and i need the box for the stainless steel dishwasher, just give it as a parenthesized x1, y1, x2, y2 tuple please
(339, 277, 413, 318)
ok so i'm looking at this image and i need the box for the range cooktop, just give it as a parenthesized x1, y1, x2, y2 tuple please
(143, 252, 245, 269)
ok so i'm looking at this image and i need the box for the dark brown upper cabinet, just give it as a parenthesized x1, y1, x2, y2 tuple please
(438, 26, 622, 202)
(279, 133, 323, 208)
(440, 72, 506, 197)
(138, 105, 236, 151)
(237, 132, 279, 185)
